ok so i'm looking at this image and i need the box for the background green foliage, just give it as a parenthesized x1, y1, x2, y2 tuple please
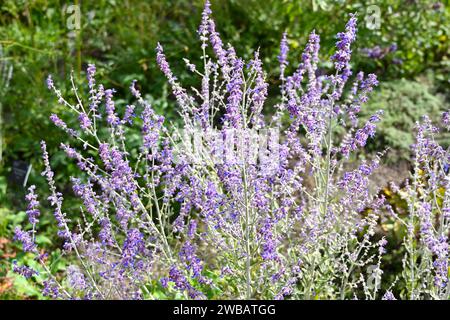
(0, 0, 449, 299)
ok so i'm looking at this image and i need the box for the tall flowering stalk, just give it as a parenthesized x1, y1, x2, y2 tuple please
(12, 1, 448, 300)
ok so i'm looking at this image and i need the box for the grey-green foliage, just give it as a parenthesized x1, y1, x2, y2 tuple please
(363, 76, 448, 161)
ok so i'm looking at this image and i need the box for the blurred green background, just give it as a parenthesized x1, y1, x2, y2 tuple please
(0, 0, 449, 299)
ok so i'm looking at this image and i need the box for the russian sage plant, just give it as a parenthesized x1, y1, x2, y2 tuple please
(12, 1, 449, 300)
(388, 116, 450, 300)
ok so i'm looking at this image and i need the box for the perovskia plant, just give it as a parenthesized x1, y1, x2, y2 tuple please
(12, 1, 449, 300)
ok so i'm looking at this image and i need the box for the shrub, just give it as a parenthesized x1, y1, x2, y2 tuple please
(12, 1, 449, 300)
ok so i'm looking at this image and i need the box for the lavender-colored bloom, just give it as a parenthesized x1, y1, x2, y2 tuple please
(61, 143, 82, 161)
(48, 192, 66, 229)
(78, 112, 92, 130)
(248, 51, 268, 120)
(179, 241, 203, 278)
(198, 0, 212, 49)
(389, 43, 398, 53)
(187, 220, 197, 239)
(224, 57, 244, 127)
(168, 266, 188, 290)
(40, 141, 54, 182)
(130, 80, 141, 99)
(285, 31, 320, 117)
(442, 111, 450, 126)
(41, 141, 69, 236)
(358, 73, 378, 103)
(50, 114, 78, 137)
(67, 265, 87, 291)
(122, 228, 145, 268)
(362, 46, 384, 59)
(99, 218, 115, 246)
(418, 202, 449, 288)
(18, 2, 450, 300)
(183, 59, 197, 73)
(14, 227, 37, 253)
(25, 185, 40, 225)
(105, 89, 119, 126)
(275, 285, 293, 300)
(278, 32, 289, 80)
(123, 104, 136, 124)
(42, 280, 60, 298)
(259, 218, 278, 261)
(362, 43, 397, 60)
(340, 110, 383, 157)
(331, 14, 357, 79)
(86, 64, 96, 90)
(156, 43, 175, 82)
(432, 2, 443, 11)
(155, 43, 193, 110)
(90, 83, 104, 112)
(12, 261, 38, 279)
(168, 266, 204, 299)
(378, 237, 388, 255)
(46, 74, 54, 90)
(208, 20, 227, 67)
(160, 277, 169, 288)
(141, 103, 164, 150)
(50, 113, 67, 130)
(382, 291, 396, 300)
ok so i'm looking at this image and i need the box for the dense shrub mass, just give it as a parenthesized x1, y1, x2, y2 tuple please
(9, 2, 450, 300)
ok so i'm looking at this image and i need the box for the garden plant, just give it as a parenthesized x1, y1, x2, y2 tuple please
(6, 1, 450, 300)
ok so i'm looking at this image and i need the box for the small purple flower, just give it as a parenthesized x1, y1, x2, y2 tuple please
(12, 261, 38, 279)
(198, 0, 212, 48)
(46, 75, 54, 90)
(443, 111, 450, 125)
(160, 277, 169, 288)
(130, 80, 141, 99)
(224, 56, 244, 127)
(382, 291, 396, 300)
(50, 114, 78, 137)
(378, 237, 388, 255)
(187, 220, 197, 239)
(86, 64, 96, 90)
(331, 14, 357, 79)
(208, 20, 227, 67)
(141, 103, 164, 150)
(123, 104, 136, 124)
(14, 227, 37, 253)
(432, 2, 443, 11)
(50, 114, 67, 130)
(105, 89, 119, 126)
(156, 43, 174, 82)
(67, 265, 87, 291)
(278, 32, 289, 80)
(25, 185, 40, 225)
(78, 112, 92, 130)
(42, 279, 60, 298)
(389, 43, 398, 53)
(122, 228, 145, 268)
